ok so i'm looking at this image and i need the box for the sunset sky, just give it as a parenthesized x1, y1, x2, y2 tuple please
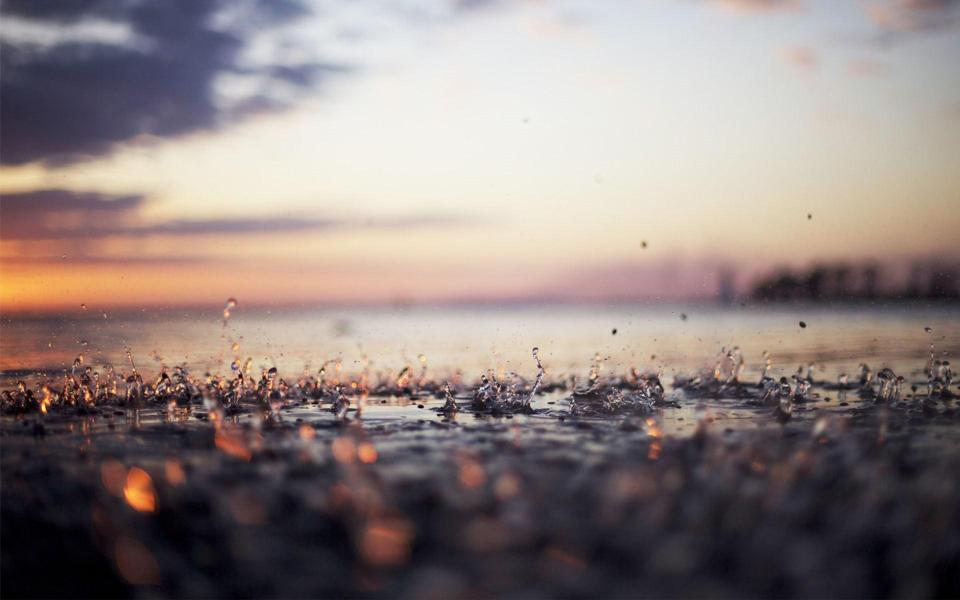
(1, 0, 959, 312)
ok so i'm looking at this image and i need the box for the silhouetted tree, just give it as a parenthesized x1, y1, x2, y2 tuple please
(748, 259, 959, 303)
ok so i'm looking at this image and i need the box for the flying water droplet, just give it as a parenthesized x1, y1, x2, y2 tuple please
(223, 297, 238, 321)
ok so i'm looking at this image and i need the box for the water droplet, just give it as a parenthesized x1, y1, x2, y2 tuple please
(223, 297, 238, 321)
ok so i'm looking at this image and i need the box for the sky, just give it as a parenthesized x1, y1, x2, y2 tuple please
(1, 0, 958, 312)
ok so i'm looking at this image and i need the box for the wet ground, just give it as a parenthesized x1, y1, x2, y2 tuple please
(3, 304, 959, 597)
(3, 374, 960, 599)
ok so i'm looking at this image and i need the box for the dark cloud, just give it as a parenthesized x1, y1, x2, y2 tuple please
(0, 189, 472, 241)
(864, 0, 960, 41)
(0, 0, 339, 166)
(1, 190, 146, 240)
(1, 254, 211, 266)
(0, 189, 145, 212)
(452, 0, 501, 12)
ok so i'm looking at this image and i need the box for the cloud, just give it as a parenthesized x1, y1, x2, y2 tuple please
(781, 45, 819, 71)
(708, 0, 803, 14)
(845, 58, 889, 77)
(863, 0, 960, 38)
(1, 254, 211, 266)
(0, 0, 342, 166)
(0, 190, 147, 241)
(0, 189, 471, 241)
(0, 189, 145, 213)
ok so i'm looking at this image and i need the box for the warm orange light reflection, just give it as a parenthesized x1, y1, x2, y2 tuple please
(123, 467, 157, 513)
(164, 459, 186, 486)
(298, 424, 317, 441)
(359, 517, 414, 567)
(457, 457, 486, 489)
(331, 436, 357, 464)
(101, 460, 127, 497)
(114, 535, 161, 585)
(215, 428, 253, 461)
(358, 442, 378, 464)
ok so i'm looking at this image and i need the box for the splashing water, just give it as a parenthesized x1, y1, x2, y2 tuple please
(570, 365, 669, 416)
(713, 346, 744, 384)
(223, 297, 238, 324)
(471, 347, 544, 414)
(857, 363, 874, 397)
(331, 386, 350, 420)
(440, 382, 459, 416)
(876, 368, 900, 404)
(792, 374, 811, 403)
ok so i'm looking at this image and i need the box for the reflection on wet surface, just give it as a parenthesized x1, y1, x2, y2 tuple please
(2, 304, 959, 597)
